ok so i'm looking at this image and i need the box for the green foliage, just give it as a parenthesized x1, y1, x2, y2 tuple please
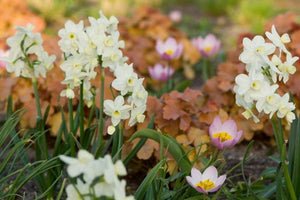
(229, 0, 279, 33)
(0, 110, 60, 199)
(289, 112, 300, 198)
(130, 128, 192, 172)
(198, 0, 239, 16)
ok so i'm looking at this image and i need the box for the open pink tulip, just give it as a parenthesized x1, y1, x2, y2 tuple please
(192, 34, 221, 57)
(149, 63, 174, 81)
(209, 116, 243, 150)
(156, 37, 183, 61)
(186, 166, 226, 194)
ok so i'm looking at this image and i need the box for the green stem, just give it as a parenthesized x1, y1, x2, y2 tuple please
(271, 118, 296, 200)
(202, 60, 208, 82)
(271, 119, 283, 161)
(32, 78, 43, 119)
(118, 122, 124, 159)
(32, 78, 48, 159)
(283, 147, 297, 200)
(68, 98, 75, 157)
(204, 148, 219, 169)
(79, 82, 84, 144)
(96, 66, 105, 156)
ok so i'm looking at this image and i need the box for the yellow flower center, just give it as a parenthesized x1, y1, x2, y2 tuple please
(136, 90, 145, 99)
(68, 33, 76, 40)
(267, 95, 275, 104)
(205, 46, 212, 52)
(104, 38, 113, 46)
(127, 78, 135, 86)
(113, 110, 121, 118)
(165, 49, 174, 55)
(110, 54, 118, 61)
(195, 179, 215, 191)
(212, 132, 232, 142)
(251, 80, 260, 90)
(256, 47, 263, 53)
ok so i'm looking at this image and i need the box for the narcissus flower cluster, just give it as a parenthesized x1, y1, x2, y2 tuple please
(234, 25, 298, 124)
(58, 11, 127, 102)
(0, 24, 56, 79)
(60, 150, 134, 200)
(58, 11, 148, 128)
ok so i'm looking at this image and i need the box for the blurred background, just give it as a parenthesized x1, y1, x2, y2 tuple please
(1, 0, 299, 50)
(23, 0, 300, 48)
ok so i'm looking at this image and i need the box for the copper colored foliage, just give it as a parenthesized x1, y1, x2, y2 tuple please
(0, 0, 45, 49)
(131, 88, 214, 163)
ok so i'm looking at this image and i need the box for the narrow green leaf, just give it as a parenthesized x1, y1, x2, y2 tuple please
(292, 113, 300, 198)
(130, 129, 191, 172)
(135, 160, 165, 200)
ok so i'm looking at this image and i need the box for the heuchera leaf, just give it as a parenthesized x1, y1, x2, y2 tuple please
(130, 128, 191, 172)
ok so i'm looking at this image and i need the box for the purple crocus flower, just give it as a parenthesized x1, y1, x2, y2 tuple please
(209, 116, 243, 150)
(192, 34, 221, 57)
(186, 166, 226, 194)
(149, 63, 174, 81)
(156, 37, 183, 61)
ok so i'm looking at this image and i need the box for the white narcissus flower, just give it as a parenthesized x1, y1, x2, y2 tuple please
(277, 54, 298, 83)
(58, 20, 87, 55)
(128, 105, 146, 127)
(3, 24, 56, 79)
(239, 36, 277, 74)
(234, 73, 270, 103)
(59, 149, 95, 178)
(104, 96, 131, 126)
(255, 84, 279, 117)
(66, 180, 91, 200)
(114, 180, 135, 200)
(130, 78, 148, 107)
(277, 93, 296, 123)
(60, 88, 75, 99)
(112, 64, 138, 95)
(265, 25, 291, 56)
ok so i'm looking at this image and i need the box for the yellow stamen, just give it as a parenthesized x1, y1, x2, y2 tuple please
(165, 49, 174, 55)
(113, 110, 121, 118)
(205, 46, 212, 52)
(195, 179, 215, 191)
(68, 33, 76, 40)
(212, 132, 232, 142)
(251, 81, 260, 90)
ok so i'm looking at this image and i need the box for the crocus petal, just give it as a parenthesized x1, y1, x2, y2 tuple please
(191, 167, 202, 181)
(220, 120, 237, 136)
(202, 166, 218, 182)
(186, 176, 197, 186)
(195, 186, 208, 194)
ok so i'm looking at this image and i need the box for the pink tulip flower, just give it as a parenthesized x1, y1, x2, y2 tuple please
(149, 63, 174, 81)
(209, 116, 243, 150)
(0, 49, 10, 69)
(192, 34, 221, 57)
(186, 166, 226, 194)
(156, 37, 183, 61)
